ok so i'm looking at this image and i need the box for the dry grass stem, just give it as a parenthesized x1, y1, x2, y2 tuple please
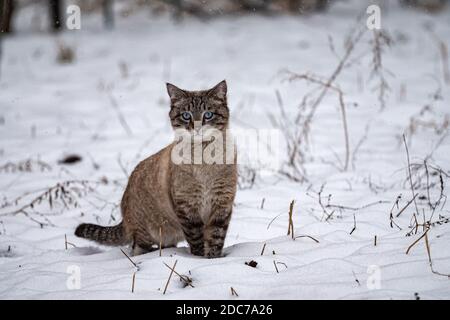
(294, 235, 319, 243)
(396, 194, 418, 218)
(120, 248, 138, 268)
(163, 262, 194, 288)
(424, 232, 450, 278)
(163, 260, 178, 294)
(273, 260, 279, 273)
(349, 214, 356, 235)
(0, 180, 98, 227)
(406, 228, 429, 255)
(159, 226, 162, 257)
(403, 135, 420, 218)
(131, 272, 136, 293)
(260, 243, 267, 256)
(64, 234, 76, 250)
(287, 200, 295, 239)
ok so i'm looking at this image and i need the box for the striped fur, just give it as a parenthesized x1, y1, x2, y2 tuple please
(74, 222, 127, 246)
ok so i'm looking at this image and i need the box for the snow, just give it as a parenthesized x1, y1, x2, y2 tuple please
(1, 1, 450, 299)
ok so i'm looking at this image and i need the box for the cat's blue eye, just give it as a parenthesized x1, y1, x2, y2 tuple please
(181, 112, 191, 121)
(203, 111, 214, 121)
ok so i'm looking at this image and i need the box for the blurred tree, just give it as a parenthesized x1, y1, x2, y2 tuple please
(287, 0, 329, 13)
(163, 0, 209, 20)
(400, 0, 447, 12)
(0, 0, 15, 33)
(102, 0, 114, 29)
(235, 0, 271, 12)
(49, 0, 62, 31)
(168, 0, 182, 20)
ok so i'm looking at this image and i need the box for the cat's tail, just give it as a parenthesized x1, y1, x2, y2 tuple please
(75, 222, 128, 246)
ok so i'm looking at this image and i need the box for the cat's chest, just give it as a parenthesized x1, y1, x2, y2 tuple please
(192, 166, 218, 221)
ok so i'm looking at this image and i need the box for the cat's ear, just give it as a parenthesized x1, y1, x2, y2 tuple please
(166, 83, 186, 100)
(208, 80, 227, 100)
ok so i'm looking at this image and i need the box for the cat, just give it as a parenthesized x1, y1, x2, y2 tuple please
(75, 80, 237, 258)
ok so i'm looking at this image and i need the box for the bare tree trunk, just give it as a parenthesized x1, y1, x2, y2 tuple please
(316, 0, 328, 11)
(0, 0, 14, 81)
(288, 0, 329, 13)
(288, 0, 300, 12)
(0, 35, 3, 81)
(49, 0, 62, 32)
(169, 0, 183, 21)
(102, 0, 114, 29)
(0, 0, 15, 33)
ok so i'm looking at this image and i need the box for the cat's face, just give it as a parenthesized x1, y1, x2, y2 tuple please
(166, 80, 229, 134)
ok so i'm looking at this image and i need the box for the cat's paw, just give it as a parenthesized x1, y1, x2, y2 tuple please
(190, 247, 205, 257)
(205, 249, 223, 259)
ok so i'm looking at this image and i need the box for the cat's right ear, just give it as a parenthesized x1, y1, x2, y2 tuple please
(166, 83, 186, 101)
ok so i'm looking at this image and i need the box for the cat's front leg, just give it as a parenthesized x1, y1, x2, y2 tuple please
(175, 208, 205, 256)
(204, 205, 232, 258)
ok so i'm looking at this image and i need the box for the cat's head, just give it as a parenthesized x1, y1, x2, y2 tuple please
(166, 80, 229, 134)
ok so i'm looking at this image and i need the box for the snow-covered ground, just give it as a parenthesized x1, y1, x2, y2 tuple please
(1, 1, 450, 299)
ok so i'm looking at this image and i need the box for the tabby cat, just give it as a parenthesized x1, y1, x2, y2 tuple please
(75, 80, 237, 258)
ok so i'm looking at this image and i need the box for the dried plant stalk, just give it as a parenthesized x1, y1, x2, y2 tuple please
(163, 260, 178, 294)
(287, 200, 295, 239)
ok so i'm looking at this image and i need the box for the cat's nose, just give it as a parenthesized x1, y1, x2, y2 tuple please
(193, 121, 202, 134)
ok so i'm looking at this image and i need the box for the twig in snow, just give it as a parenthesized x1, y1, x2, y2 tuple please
(0, 158, 52, 173)
(403, 134, 420, 219)
(369, 30, 393, 110)
(273, 260, 279, 273)
(275, 25, 366, 182)
(423, 160, 446, 223)
(389, 194, 403, 230)
(294, 235, 320, 243)
(260, 243, 266, 256)
(163, 262, 194, 288)
(0, 180, 97, 227)
(315, 183, 334, 221)
(424, 232, 450, 278)
(131, 271, 136, 293)
(120, 248, 138, 268)
(396, 194, 418, 218)
(163, 260, 178, 294)
(266, 212, 284, 230)
(349, 214, 357, 235)
(352, 270, 361, 286)
(326, 200, 388, 212)
(283, 72, 351, 172)
(287, 200, 295, 239)
(424, 160, 432, 210)
(119, 247, 139, 292)
(64, 234, 76, 250)
(230, 287, 239, 297)
(405, 228, 429, 255)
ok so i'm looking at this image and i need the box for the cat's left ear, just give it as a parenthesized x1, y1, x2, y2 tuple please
(166, 83, 187, 100)
(208, 80, 227, 100)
